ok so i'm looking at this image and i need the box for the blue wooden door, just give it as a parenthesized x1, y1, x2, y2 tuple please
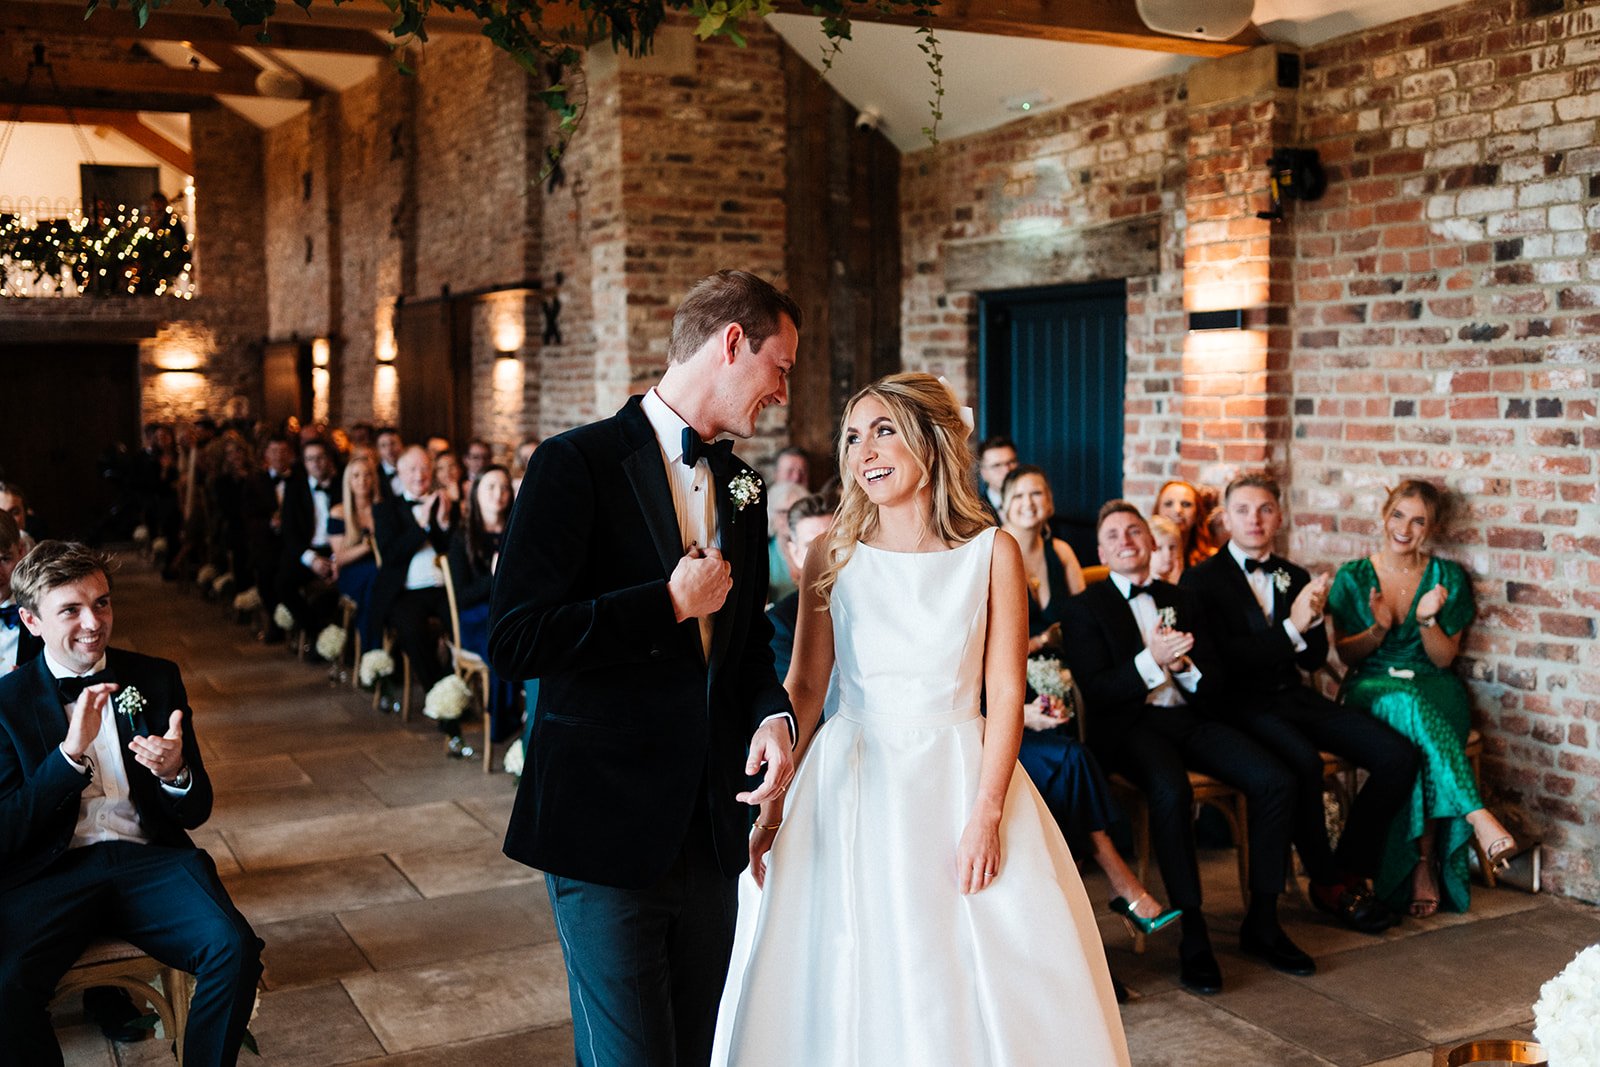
(979, 281, 1125, 562)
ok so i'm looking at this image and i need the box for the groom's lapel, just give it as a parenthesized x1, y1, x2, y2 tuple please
(707, 460, 747, 674)
(14, 656, 66, 758)
(619, 410, 682, 580)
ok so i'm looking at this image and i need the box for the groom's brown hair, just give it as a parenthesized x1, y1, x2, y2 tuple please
(667, 270, 803, 365)
(11, 541, 117, 615)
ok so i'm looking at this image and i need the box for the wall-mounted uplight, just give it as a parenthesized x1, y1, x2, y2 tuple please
(1187, 308, 1245, 332)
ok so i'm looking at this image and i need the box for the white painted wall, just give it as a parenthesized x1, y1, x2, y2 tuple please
(0, 122, 188, 218)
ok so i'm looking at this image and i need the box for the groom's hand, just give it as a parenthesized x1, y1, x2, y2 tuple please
(736, 718, 794, 806)
(669, 546, 732, 623)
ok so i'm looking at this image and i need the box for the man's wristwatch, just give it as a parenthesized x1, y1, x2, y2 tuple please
(162, 766, 192, 789)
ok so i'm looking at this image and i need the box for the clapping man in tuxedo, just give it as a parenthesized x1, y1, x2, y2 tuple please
(1059, 501, 1306, 995)
(490, 270, 800, 1067)
(277, 437, 342, 636)
(0, 542, 261, 1063)
(1182, 473, 1415, 933)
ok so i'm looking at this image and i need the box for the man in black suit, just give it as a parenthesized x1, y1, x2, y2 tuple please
(975, 435, 1017, 524)
(1060, 500, 1308, 995)
(1182, 472, 1415, 933)
(375, 428, 403, 502)
(490, 269, 800, 1067)
(276, 437, 342, 636)
(1, 509, 42, 674)
(0, 541, 261, 1063)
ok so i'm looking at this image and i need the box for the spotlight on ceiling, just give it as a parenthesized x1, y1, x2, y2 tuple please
(1135, 0, 1254, 42)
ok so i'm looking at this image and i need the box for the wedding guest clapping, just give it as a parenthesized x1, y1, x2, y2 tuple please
(1327, 479, 1518, 917)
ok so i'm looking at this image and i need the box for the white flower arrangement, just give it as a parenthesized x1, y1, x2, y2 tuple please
(212, 572, 235, 597)
(358, 649, 395, 688)
(423, 675, 473, 721)
(728, 471, 762, 514)
(315, 625, 347, 662)
(233, 587, 262, 613)
(114, 685, 147, 722)
(503, 737, 525, 776)
(1272, 568, 1292, 594)
(196, 564, 219, 587)
(272, 603, 297, 631)
(1157, 605, 1179, 630)
(132, 524, 150, 544)
(150, 536, 169, 557)
(1026, 656, 1072, 702)
(1534, 944, 1600, 1066)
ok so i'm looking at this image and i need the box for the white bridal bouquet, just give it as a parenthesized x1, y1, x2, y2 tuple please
(424, 675, 473, 721)
(233, 587, 263, 613)
(1027, 655, 1073, 703)
(272, 604, 297, 631)
(315, 625, 347, 662)
(358, 649, 395, 688)
(503, 737, 525, 776)
(1534, 944, 1600, 1066)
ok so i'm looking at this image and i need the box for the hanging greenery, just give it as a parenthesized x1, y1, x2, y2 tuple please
(94, 0, 944, 165)
(0, 205, 193, 298)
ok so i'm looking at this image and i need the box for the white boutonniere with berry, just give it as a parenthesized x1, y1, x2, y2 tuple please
(114, 685, 147, 723)
(1157, 606, 1178, 630)
(1272, 569, 1292, 595)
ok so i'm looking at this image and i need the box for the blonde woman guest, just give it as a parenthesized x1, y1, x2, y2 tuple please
(1327, 479, 1518, 917)
(331, 451, 380, 647)
(1000, 465, 1084, 653)
(714, 373, 1129, 1067)
(1149, 515, 1186, 584)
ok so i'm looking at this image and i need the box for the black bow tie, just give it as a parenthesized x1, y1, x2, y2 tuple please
(1242, 556, 1271, 574)
(58, 668, 117, 706)
(269, 472, 286, 486)
(681, 428, 733, 470)
(313, 481, 332, 495)
(0, 603, 17, 629)
(1125, 582, 1154, 600)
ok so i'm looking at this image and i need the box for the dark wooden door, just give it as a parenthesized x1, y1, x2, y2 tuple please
(395, 299, 458, 446)
(262, 341, 311, 428)
(979, 281, 1125, 562)
(0, 343, 140, 539)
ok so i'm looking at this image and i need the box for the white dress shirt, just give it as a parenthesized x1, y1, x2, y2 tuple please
(1108, 571, 1204, 707)
(47, 651, 190, 849)
(1226, 541, 1313, 652)
(299, 476, 334, 568)
(0, 598, 19, 674)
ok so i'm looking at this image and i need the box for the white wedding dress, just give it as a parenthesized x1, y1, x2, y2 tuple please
(712, 528, 1131, 1066)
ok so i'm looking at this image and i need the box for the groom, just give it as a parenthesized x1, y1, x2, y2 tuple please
(490, 269, 801, 1066)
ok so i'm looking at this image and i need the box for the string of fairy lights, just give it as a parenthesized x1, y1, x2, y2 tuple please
(0, 201, 196, 299)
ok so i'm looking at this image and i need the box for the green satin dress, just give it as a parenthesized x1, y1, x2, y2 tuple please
(1328, 556, 1479, 912)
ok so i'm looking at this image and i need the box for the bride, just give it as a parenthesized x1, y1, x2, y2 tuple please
(712, 374, 1130, 1066)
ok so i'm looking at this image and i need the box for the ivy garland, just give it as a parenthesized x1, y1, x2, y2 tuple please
(0, 205, 193, 298)
(95, 0, 944, 169)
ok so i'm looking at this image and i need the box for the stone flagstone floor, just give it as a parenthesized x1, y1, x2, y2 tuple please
(53, 560, 1600, 1066)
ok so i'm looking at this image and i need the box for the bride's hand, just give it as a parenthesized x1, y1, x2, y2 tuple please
(957, 814, 1002, 895)
(749, 824, 779, 889)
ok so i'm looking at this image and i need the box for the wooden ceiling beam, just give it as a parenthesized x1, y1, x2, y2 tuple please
(95, 113, 195, 172)
(771, 0, 1263, 57)
(0, 85, 218, 112)
(0, 3, 393, 56)
(0, 57, 315, 99)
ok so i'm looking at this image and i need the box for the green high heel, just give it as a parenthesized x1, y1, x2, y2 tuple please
(1110, 894, 1182, 936)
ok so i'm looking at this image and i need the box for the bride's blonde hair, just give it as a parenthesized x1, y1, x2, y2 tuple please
(813, 373, 993, 603)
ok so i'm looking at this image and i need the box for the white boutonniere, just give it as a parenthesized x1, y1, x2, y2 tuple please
(1157, 606, 1178, 630)
(1272, 569, 1292, 594)
(728, 471, 763, 514)
(114, 685, 147, 722)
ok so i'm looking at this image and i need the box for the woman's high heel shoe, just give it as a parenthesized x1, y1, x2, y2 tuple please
(1110, 894, 1182, 936)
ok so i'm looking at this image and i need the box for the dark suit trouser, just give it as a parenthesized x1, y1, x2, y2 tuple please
(386, 587, 459, 737)
(277, 564, 340, 635)
(543, 802, 737, 1067)
(1091, 704, 1296, 914)
(0, 841, 263, 1067)
(1222, 689, 1418, 884)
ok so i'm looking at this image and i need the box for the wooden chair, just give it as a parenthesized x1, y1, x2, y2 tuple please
(337, 594, 361, 687)
(57, 939, 192, 1059)
(1081, 564, 1110, 586)
(440, 555, 495, 773)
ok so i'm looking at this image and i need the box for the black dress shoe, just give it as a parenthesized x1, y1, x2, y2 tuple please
(1311, 883, 1393, 935)
(1239, 924, 1317, 976)
(1179, 949, 1223, 995)
(83, 986, 151, 1043)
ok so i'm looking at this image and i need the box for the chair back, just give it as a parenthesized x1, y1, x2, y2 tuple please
(438, 554, 465, 649)
(1081, 564, 1110, 585)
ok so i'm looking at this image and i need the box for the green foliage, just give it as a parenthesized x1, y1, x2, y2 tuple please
(0, 205, 193, 298)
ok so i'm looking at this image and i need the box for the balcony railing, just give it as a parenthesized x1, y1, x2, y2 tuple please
(0, 196, 196, 299)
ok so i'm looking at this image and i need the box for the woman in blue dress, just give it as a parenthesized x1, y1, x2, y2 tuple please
(1001, 466, 1178, 935)
(447, 464, 517, 740)
(330, 450, 380, 649)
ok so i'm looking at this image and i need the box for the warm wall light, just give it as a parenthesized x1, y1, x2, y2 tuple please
(312, 337, 331, 367)
(1187, 309, 1245, 331)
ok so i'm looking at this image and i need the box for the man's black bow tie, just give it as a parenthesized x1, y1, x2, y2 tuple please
(1243, 556, 1270, 574)
(314, 481, 332, 494)
(269, 472, 285, 486)
(0, 602, 18, 629)
(58, 669, 117, 706)
(1125, 582, 1154, 600)
(681, 428, 733, 469)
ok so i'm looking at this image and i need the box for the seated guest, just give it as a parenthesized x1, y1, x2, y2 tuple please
(425, 436, 452, 461)
(974, 435, 1018, 523)
(1000, 465, 1085, 652)
(447, 464, 516, 740)
(1154, 479, 1215, 566)
(375, 427, 404, 501)
(248, 435, 297, 642)
(464, 439, 494, 482)
(373, 446, 469, 757)
(512, 437, 539, 495)
(0, 541, 263, 1061)
(1060, 501, 1304, 994)
(434, 451, 466, 508)
(766, 493, 834, 684)
(1, 510, 41, 674)
(331, 451, 381, 651)
(774, 446, 810, 488)
(1148, 515, 1185, 584)
(1205, 501, 1229, 555)
(1327, 479, 1517, 916)
(0, 481, 42, 548)
(1182, 473, 1415, 934)
(276, 437, 342, 635)
(765, 480, 809, 604)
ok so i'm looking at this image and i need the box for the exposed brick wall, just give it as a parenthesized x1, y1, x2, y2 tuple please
(1289, 0, 1600, 899)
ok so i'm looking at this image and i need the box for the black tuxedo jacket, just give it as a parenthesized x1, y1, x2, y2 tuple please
(278, 473, 333, 586)
(489, 395, 791, 889)
(0, 648, 212, 895)
(10, 624, 44, 670)
(371, 495, 453, 626)
(1058, 577, 1224, 749)
(1181, 551, 1327, 697)
(766, 591, 800, 685)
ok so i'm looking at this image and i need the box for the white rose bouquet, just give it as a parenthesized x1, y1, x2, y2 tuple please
(272, 604, 297, 631)
(1534, 944, 1600, 1066)
(315, 625, 347, 662)
(358, 649, 395, 688)
(233, 587, 262, 613)
(196, 564, 219, 587)
(503, 737, 525, 776)
(423, 675, 473, 721)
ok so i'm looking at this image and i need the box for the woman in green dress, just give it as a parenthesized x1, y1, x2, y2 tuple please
(1327, 480, 1517, 917)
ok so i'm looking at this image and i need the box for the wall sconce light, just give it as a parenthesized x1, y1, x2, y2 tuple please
(1187, 309, 1245, 332)
(312, 338, 331, 368)
(376, 337, 396, 364)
